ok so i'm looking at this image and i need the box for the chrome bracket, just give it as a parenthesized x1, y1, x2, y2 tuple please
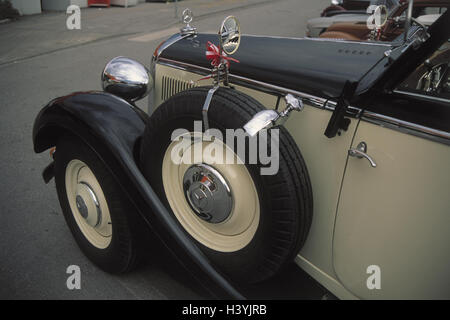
(202, 85, 219, 132)
(201, 61, 230, 132)
(280, 94, 304, 119)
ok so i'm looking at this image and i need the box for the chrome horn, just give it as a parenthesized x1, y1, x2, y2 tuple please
(244, 94, 303, 137)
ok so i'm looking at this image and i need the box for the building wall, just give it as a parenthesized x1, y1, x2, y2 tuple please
(111, 0, 139, 6)
(10, 0, 42, 15)
(42, 0, 88, 11)
(71, 0, 88, 8)
(10, 0, 144, 14)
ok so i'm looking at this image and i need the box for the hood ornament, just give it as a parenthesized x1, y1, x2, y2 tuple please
(180, 8, 197, 35)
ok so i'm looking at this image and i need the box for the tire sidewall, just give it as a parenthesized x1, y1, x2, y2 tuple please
(55, 135, 137, 273)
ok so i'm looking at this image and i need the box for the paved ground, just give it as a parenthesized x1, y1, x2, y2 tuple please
(0, 0, 331, 299)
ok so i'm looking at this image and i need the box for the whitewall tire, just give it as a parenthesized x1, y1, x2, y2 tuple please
(54, 135, 141, 273)
(140, 87, 313, 284)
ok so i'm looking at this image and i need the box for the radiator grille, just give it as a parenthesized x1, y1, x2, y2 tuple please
(161, 76, 195, 101)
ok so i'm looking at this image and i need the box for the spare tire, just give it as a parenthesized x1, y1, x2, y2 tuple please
(140, 87, 312, 284)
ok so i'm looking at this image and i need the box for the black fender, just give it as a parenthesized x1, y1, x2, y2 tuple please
(33, 91, 244, 299)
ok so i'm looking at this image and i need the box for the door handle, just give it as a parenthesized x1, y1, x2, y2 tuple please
(348, 142, 377, 168)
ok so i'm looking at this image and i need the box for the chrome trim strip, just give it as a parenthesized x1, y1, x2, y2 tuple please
(157, 57, 364, 116)
(242, 34, 393, 47)
(394, 89, 450, 104)
(149, 33, 189, 113)
(159, 58, 210, 76)
(159, 57, 210, 73)
(362, 111, 450, 146)
(151, 33, 189, 77)
(156, 33, 191, 60)
(157, 58, 449, 145)
(229, 73, 362, 117)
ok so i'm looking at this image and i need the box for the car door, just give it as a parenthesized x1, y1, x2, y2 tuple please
(333, 42, 450, 299)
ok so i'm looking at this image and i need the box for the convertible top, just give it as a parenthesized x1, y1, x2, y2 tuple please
(160, 34, 391, 99)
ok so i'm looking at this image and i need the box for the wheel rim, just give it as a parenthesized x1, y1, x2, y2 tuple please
(65, 159, 112, 249)
(162, 132, 260, 252)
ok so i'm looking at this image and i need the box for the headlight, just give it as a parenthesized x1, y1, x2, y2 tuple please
(101, 56, 153, 103)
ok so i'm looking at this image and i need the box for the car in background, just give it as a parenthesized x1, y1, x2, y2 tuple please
(307, 0, 399, 37)
(319, 0, 448, 41)
(322, 0, 390, 16)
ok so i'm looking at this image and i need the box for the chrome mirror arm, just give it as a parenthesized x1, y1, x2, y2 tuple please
(243, 94, 304, 137)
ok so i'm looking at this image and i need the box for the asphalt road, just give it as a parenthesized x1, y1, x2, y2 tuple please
(0, 0, 330, 299)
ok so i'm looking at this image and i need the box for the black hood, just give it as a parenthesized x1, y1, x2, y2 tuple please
(160, 34, 391, 99)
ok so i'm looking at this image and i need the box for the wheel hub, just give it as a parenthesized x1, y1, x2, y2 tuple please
(75, 195, 88, 219)
(183, 164, 233, 223)
(75, 182, 102, 228)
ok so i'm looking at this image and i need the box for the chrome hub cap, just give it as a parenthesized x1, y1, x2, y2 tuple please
(183, 164, 233, 224)
(75, 195, 88, 219)
(75, 182, 101, 228)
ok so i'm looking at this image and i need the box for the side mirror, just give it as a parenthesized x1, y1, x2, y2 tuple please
(102, 57, 153, 102)
(219, 16, 241, 55)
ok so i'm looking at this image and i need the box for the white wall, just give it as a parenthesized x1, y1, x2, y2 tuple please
(111, 0, 138, 7)
(72, 0, 88, 8)
(41, 0, 87, 11)
(10, 0, 42, 15)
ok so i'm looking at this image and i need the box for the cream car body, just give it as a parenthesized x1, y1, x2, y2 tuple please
(149, 17, 450, 298)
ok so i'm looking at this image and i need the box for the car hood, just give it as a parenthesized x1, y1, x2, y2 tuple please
(159, 34, 391, 99)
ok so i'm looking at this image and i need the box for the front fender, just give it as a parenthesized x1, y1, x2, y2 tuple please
(33, 91, 244, 299)
(33, 91, 146, 155)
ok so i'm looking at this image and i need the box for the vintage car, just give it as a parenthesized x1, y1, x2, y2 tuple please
(320, 0, 449, 41)
(32, 0, 449, 299)
(321, 0, 398, 17)
(306, 0, 399, 37)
